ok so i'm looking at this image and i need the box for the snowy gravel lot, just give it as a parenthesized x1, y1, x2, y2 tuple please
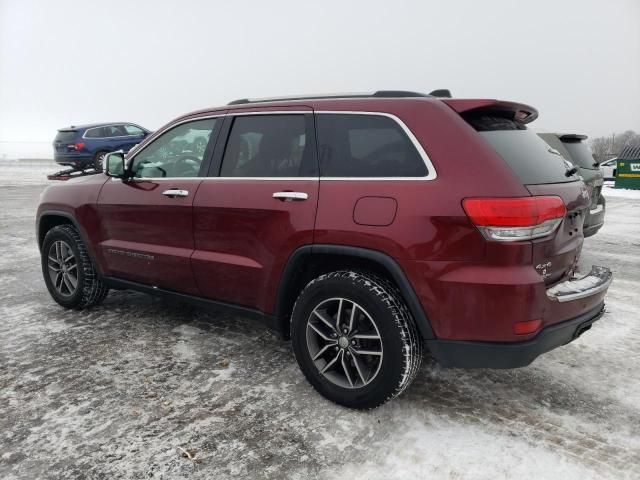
(1, 162, 639, 480)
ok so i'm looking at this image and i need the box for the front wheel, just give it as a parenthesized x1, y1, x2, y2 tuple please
(291, 271, 422, 409)
(41, 224, 109, 309)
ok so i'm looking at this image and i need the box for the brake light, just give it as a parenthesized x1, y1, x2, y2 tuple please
(73, 142, 85, 151)
(462, 196, 566, 241)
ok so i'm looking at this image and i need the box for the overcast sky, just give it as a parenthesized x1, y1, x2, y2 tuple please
(1, 0, 639, 147)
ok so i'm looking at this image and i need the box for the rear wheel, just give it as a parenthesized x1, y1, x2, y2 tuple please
(291, 271, 422, 409)
(41, 224, 109, 309)
(93, 151, 108, 171)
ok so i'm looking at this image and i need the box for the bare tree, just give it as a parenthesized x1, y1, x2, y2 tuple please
(590, 136, 612, 161)
(590, 130, 640, 162)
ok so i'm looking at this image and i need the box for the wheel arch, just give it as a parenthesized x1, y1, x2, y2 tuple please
(37, 210, 103, 275)
(275, 244, 436, 340)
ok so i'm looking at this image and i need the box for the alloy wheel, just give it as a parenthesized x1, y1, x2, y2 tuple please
(306, 297, 383, 389)
(47, 240, 78, 297)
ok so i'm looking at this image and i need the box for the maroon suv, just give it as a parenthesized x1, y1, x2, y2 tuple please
(37, 91, 612, 409)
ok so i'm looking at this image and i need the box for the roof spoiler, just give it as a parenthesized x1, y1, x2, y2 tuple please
(429, 89, 452, 98)
(443, 99, 539, 124)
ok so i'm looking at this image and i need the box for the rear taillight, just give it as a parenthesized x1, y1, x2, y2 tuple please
(462, 196, 566, 241)
(71, 142, 85, 151)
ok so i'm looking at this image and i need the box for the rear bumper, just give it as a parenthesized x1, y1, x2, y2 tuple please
(583, 199, 605, 237)
(54, 153, 93, 166)
(427, 302, 605, 368)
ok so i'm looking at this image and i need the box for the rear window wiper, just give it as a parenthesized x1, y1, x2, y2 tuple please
(565, 166, 579, 177)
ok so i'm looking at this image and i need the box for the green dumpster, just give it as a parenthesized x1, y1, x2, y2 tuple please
(615, 145, 640, 190)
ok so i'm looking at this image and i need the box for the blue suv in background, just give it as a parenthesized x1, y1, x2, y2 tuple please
(53, 122, 150, 170)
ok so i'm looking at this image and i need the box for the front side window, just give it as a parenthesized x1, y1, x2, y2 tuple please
(130, 118, 217, 178)
(316, 114, 427, 177)
(105, 125, 127, 137)
(220, 115, 315, 177)
(124, 124, 145, 136)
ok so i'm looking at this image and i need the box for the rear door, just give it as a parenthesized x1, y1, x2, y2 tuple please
(468, 115, 590, 284)
(96, 115, 224, 294)
(191, 108, 319, 313)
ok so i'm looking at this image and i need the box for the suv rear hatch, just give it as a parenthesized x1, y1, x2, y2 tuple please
(54, 129, 80, 153)
(538, 133, 603, 209)
(449, 101, 591, 286)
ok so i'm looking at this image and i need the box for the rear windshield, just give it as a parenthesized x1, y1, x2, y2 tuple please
(562, 141, 597, 169)
(465, 115, 578, 184)
(55, 130, 77, 143)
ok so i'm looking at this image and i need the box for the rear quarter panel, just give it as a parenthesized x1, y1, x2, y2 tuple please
(313, 100, 540, 339)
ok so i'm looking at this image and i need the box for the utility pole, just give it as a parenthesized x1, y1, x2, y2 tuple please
(612, 133, 616, 155)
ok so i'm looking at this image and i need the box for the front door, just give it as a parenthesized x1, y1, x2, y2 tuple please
(97, 116, 223, 294)
(192, 110, 319, 313)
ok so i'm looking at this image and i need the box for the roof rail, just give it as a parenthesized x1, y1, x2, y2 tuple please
(227, 90, 445, 105)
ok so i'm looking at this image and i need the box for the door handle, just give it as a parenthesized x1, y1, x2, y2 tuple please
(272, 191, 308, 201)
(162, 189, 189, 198)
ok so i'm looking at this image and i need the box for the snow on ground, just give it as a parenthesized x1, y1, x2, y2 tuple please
(602, 183, 640, 200)
(0, 160, 61, 186)
(0, 165, 639, 479)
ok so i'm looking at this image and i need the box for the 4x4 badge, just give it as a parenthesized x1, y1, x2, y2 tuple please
(535, 261, 552, 279)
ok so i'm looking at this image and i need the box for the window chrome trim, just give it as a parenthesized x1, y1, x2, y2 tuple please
(116, 177, 318, 182)
(228, 110, 311, 116)
(123, 109, 438, 181)
(313, 111, 436, 181)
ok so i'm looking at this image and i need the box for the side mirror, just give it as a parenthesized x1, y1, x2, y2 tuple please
(104, 151, 126, 178)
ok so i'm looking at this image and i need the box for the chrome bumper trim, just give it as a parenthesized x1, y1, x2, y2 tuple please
(546, 266, 612, 303)
(589, 204, 604, 215)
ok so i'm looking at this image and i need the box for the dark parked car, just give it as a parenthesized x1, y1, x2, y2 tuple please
(37, 91, 612, 409)
(53, 122, 150, 170)
(538, 133, 605, 237)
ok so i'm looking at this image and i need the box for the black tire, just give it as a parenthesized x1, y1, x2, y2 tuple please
(41, 224, 109, 309)
(291, 270, 422, 409)
(93, 151, 108, 171)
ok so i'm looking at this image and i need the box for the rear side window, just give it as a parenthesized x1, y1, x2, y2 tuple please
(104, 125, 127, 137)
(466, 115, 578, 184)
(562, 141, 597, 169)
(55, 130, 77, 142)
(316, 114, 427, 177)
(220, 115, 316, 177)
(84, 127, 105, 138)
